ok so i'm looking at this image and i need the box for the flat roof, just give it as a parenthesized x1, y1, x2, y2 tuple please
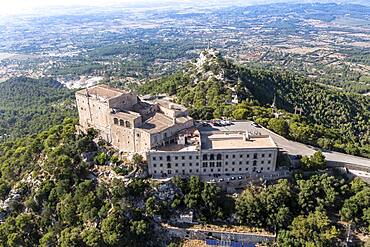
(152, 144, 199, 152)
(111, 110, 141, 120)
(140, 113, 174, 134)
(201, 133, 277, 150)
(198, 121, 265, 134)
(76, 84, 127, 99)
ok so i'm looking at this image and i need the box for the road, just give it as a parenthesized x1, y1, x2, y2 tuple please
(199, 121, 370, 171)
(261, 127, 370, 171)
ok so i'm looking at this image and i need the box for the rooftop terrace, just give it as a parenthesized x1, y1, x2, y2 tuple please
(76, 84, 128, 100)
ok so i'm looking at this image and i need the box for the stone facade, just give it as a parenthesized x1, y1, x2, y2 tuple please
(76, 84, 194, 154)
(76, 85, 279, 180)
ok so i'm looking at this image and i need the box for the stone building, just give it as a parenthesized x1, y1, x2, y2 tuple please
(76, 84, 279, 179)
(147, 124, 278, 178)
(76, 84, 193, 154)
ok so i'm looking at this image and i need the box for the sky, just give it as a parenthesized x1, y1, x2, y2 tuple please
(1, 0, 368, 16)
(0, 0, 135, 15)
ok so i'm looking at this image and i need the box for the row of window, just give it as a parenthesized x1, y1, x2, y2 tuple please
(151, 153, 273, 162)
(152, 161, 272, 169)
(113, 118, 131, 128)
(202, 160, 272, 167)
(153, 166, 270, 175)
(152, 155, 199, 161)
(153, 163, 200, 168)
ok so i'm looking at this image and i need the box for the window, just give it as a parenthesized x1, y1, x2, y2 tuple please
(119, 119, 125, 126)
(253, 153, 258, 159)
(202, 162, 208, 167)
(225, 168, 228, 171)
(126, 121, 131, 128)
(262, 154, 265, 158)
(175, 170, 178, 173)
(167, 163, 171, 168)
(268, 160, 271, 164)
(261, 167, 264, 171)
(217, 154, 222, 160)
(246, 161, 249, 165)
(182, 163, 185, 167)
(203, 169, 206, 172)
(245, 168, 248, 171)
(239, 161, 242, 165)
(189, 163, 192, 167)
(261, 161, 264, 164)
(168, 170, 172, 174)
(189, 156, 192, 160)
(175, 156, 178, 160)
(203, 154, 208, 160)
(240, 154, 243, 158)
(175, 163, 178, 167)
(154, 171, 157, 174)
(232, 168, 235, 171)
(225, 155, 229, 159)
(160, 164, 163, 167)
(153, 164, 157, 167)
(225, 162, 228, 165)
(268, 153, 272, 157)
(210, 162, 215, 167)
(267, 167, 270, 170)
(196, 156, 199, 159)
(196, 163, 199, 166)
(167, 156, 171, 161)
(253, 167, 256, 172)
(253, 161, 257, 166)
(152, 157, 156, 161)
(182, 156, 185, 160)
(210, 154, 215, 160)
(247, 154, 250, 158)
(239, 168, 242, 171)
(114, 118, 119, 125)
(210, 169, 214, 172)
(232, 161, 235, 165)
(232, 155, 236, 158)
(189, 169, 192, 173)
(196, 169, 199, 173)
(216, 162, 222, 167)
(159, 157, 163, 161)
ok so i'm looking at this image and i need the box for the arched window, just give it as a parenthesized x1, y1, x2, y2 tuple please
(253, 160, 257, 166)
(253, 153, 258, 159)
(216, 154, 222, 160)
(203, 154, 208, 160)
(119, 119, 125, 126)
(113, 118, 118, 125)
(210, 154, 215, 160)
(126, 121, 131, 128)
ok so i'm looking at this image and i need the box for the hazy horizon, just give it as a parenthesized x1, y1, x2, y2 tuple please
(1, 0, 369, 17)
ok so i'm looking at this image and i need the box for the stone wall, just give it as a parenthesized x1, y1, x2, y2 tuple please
(164, 225, 275, 244)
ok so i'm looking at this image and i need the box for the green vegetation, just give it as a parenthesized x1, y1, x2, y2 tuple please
(236, 174, 369, 246)
(300, 151, 327, 170)
(139, 51, 370, 157)
(0, 77, 76, 140)
(0, 119, 157, 246)
(0, 119, 368, 246)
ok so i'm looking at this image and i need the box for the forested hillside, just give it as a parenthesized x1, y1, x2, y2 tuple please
(0, 120, 369, 246)
(0, 77, 76, 140)
(139, 50, 370, 157)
